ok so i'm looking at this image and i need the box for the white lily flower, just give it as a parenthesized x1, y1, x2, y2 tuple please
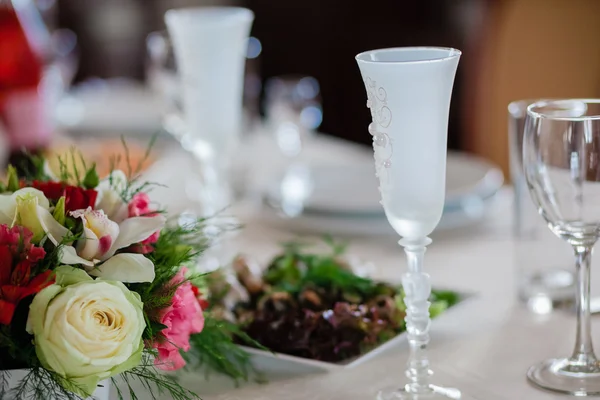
(95, 170, 129, 223)
(0, 188, 60, 243)
(41, 206, 166, 283)
(70, 208, 120, 260)
(0, 188, 49, 223)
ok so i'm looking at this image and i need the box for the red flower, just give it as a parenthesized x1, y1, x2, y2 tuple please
(31, 180, 98, 212)
(191, 285, 210, 310)
(0, 224, 52, 325)
(31, 180, 65, 200)
(64, 186, 98, 213)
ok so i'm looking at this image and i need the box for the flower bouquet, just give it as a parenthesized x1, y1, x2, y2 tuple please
(0, 150, 255, 400)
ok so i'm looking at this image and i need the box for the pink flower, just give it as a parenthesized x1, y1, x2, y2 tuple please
(128, 193, 160, 253)
(128, 193, 153, 217)
(154, 268, 204, 371)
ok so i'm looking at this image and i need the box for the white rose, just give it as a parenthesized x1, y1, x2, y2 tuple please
(26, 267, 145, 397)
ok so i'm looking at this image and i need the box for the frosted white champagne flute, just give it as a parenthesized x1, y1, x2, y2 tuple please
(356, 47, 461, 400)
(165, 7, 254, 215)
(165, 7, 254, 274)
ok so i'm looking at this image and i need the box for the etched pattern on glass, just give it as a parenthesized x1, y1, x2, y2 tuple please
(365, 77, 393, 192)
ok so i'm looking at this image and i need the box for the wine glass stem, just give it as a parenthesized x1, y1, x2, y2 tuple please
(401, 238, 434, 394)
(572, 245, 597, 364)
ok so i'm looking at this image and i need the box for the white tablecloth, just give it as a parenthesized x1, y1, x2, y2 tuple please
(126, 134, 598, 400)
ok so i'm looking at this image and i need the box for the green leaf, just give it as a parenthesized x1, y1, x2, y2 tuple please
(429, 300, 449, 318)
(323, 234, 348, 256)
(114, 352, 200, 400)
(430, 290, 461, 307)
(53, 196, 66, 225)
(302, 260, 373, 296)
(7, 151, 49, 182)
(186, 317, 264, 383)
(6, 164, 19, 192)
(69, 149, 82, 185)
(146, 320, 168, 339)
(82, 163, 99, 189)
(264, 253, 304, 287)
(5, 367, 88, 400)
(65, 217, 76, 231)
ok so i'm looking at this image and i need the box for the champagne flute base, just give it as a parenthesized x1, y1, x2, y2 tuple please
(527, 358, 600, 396)
(377, 385, 462, 400)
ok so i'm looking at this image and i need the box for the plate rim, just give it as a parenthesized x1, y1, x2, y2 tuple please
(266, 151, 504, 218)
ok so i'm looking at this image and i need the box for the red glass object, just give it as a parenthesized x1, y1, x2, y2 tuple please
(0, 1, 50, 151)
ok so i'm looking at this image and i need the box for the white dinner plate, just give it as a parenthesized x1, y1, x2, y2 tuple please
(236, 291, 474, 375)
(262, 151, 504, 235)
(266, 151, 503, 217)
(54, 79, 163, 135)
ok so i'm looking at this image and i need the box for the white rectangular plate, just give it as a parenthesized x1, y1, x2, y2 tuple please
(238, 291, 475, 375)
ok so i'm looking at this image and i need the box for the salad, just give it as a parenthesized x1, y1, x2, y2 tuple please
(207, 240, 461, 363)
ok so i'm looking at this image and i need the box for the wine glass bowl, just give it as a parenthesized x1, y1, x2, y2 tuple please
(263, 75, 322, 217)
(145, 31, 186, 140)
(356, 47, 460, 242)
(524, 99, 600, 395)
(524, 100, 600, 243)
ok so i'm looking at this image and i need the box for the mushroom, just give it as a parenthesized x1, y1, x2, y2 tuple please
(232, 255, 266, 295)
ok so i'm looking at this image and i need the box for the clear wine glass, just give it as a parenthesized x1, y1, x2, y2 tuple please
(263, 75, 322, 217)
(356, 47, 461, 399)
(523, 99, 600, 395)
(145, 30, 186, 141)
(264, 74, 322, 158)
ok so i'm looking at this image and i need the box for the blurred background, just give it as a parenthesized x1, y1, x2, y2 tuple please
(4, 0, 600, 178)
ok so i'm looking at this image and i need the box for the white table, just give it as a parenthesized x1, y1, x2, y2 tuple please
(134, 134, 598, 400)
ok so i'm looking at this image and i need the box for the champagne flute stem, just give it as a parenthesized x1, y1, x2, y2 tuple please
(571, 244, 597, 366)
(190, 155, 231, 216)
(400, 237, 433, 394)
